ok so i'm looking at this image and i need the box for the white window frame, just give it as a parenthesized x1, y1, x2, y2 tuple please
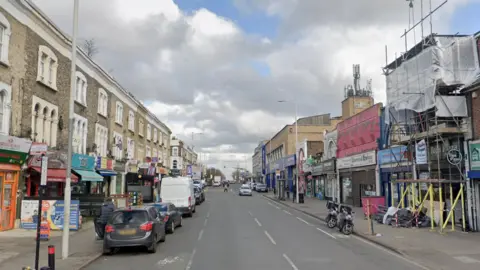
(75, 71, 87, 105)
(172, 147, 178, 157)
(153, 148, 157, 159)
(36, 45, 58, 90)
(115, 101, 123, 125)
(95, 124, 108, 157)
(147, 124, 151, 141)
(0, 82, 11, 135)
(138, 119, 144, 137)
(127, 137, 135, 159)
(31, 95, 58, 147)
(98, 88, 108, 117)
(153, 128, 157, 143)
(128, 110, 135, 131)
(112, 132, 123, 160)
(159, 132, 163, 145)
(73, 113, 88, 154)
(146, 146, 151, 158)
(0, 13, 11, 66)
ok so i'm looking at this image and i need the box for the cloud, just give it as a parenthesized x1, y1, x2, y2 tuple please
(32, 0, 472, 164)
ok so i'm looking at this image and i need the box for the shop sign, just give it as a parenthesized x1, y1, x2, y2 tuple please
(312, 164, 323, 175)
(20, 199, 80, 230)
(96, 157, 114, 170)
(415, 139, 428, 164)
(0, 135, 32, 164)
(470, 140, 480, 171)
(447, 149, 462, 165)
(72, 153, 95, 170)
(28, 152, 66, 168)
(30, 143, 48, 155)
(377, 146, 409, 165)
(337, 150, 376, 169)
(322, 160, 335, 171)
(284, 154, 296, 167)
(113, 161, 126, 172)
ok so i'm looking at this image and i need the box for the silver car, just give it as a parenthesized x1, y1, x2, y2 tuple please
(239, 186, 252, 196)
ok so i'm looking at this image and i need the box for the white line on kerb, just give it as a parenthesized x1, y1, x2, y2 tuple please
(282, 254, 299, 270)
(264, 230, 276, 245)
(198, 229, 204, 241)
(316, 227, 336, 239)
(296, 217, 310, 225)
(185, 248, 196, 270)
(283, 210, 292, 215)
(204, 219, 208, 226)
(254, 218, 262, 227)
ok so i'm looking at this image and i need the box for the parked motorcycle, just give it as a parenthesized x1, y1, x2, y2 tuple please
(337, 205, 354, 235)
(325, 201, 339, 228)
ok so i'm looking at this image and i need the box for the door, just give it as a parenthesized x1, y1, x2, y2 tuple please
(0, 171, 17, 231)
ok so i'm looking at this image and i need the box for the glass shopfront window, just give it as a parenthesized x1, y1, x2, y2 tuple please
(342, 177, 352, 204)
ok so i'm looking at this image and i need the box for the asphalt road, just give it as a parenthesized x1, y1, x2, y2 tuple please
(84, 185, 424, 270)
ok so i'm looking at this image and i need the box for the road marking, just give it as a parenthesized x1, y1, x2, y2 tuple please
(283, 210, 292, 215)
(204, 219, 208, 226)
(156, 256, 182, 266)
(198, 229, 204, 241)
(264, 230, 276, 245)
(268, 202, 281, 209)
(185, 248, 196, 270)
(282, 254, 299, 270)
(248, 211, 253, 217)
(296, 217, 311, 225)
(206, 212, 210, 218)
(316, 227, 337, 239)
(254, 218, 262, 227)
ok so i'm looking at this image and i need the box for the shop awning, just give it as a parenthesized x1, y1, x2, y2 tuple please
(73, 169, 104, 182)
(31, 167, 79, 183)
(96, 169, 117, 176)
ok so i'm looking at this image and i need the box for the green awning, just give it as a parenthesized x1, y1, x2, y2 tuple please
(73, 169, 104, 182)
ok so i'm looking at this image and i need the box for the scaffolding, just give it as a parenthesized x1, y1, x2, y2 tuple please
(381, 0, 478, 233)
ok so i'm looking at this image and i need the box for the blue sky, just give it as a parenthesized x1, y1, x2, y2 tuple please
(450, 2, 480, 34)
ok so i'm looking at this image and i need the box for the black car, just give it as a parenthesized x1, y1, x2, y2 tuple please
(194, 186, 205, 205)
(148, 202, 183, 234)
(102, 206, 166, 255)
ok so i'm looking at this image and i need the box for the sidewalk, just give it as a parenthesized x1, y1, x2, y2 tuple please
(0, 221, 102, 270)
(263, 193, 480, 270)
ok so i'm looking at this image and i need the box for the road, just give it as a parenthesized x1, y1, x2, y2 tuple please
(84, 184, 424, 270)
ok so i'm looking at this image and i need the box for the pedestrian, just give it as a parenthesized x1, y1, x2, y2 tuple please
(96, 197, 115, 239)
(286, 184, 290, 199)
(292, 183, 296, 203)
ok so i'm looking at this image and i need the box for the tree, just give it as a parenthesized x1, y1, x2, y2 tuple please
(204, 167, 225, 184)
(82, 38, 99, 58)
(231, 169, 240, 181)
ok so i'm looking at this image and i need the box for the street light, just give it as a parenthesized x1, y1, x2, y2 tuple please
(278, 100, 299, 204)
(63, 0, 79, 259)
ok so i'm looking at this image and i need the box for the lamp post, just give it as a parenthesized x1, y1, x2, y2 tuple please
(278, 100, 298, 203)
(63, 0, 79, 259)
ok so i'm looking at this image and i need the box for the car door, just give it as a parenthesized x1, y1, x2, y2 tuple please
(148, 207, 161, 238)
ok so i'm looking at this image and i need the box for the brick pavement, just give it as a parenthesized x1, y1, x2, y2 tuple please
(263, 193, 480, 270)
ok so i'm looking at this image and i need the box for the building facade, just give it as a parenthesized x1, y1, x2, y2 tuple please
(170, 137, 198, 175)
(252, 141, 265, 182)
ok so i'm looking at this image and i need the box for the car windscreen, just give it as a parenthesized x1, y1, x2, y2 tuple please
(110, 210, 149, 225)
(241, 187, 251, 190)
(257, 184, 266, 187)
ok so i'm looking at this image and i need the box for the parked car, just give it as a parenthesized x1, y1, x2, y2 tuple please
(239, 185, 252, 196)
(102, 206, 166, 255)
(146, 202, 183, 234)
(161, 176, 196, 217)
(194, 186, 205, 205)
(193, 180, 204, 190)
(255, 183, 267, 192)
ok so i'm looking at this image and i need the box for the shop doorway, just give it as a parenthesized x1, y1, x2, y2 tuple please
(0, 171, 18, 231)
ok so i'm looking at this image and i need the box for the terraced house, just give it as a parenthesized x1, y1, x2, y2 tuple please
(0, 0, 172, 230)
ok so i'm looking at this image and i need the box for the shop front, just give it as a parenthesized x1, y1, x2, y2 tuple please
(284, 154, 296, 193)
(95, 157, 116, 197)
(125, 158, 157, 204)
(0, 135, 32, 231)
(311, 163, 324, 199)
(337, 150, 377, 207)
(322, 159, 336, 201)
(113, 161, 127, 195)
(378, 146, 412, 207)
(468, 140, 480, 231)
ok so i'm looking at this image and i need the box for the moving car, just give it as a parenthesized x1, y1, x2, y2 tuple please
(161, 176, 196, 217)
(239, 185, 252, 196)
(255, 183, 267, 192)
(147, 202, 183, 234)
(103, 206, 166, 255)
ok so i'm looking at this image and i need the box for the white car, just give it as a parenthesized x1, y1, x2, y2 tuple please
(239, 186, 252, 196)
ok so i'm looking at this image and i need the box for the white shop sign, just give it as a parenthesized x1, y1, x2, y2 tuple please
(337, 150, 376, 169)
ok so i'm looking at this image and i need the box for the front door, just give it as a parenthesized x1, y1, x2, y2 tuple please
(0, 171, 17, 231)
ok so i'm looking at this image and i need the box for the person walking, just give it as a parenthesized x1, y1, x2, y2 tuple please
(96, 198, 115, 239)
(292, 183, 297, 203)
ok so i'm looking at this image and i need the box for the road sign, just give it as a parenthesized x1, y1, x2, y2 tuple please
(186, 165, 192, 176)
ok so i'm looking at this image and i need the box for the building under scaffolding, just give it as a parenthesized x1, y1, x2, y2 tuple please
(381, 33, 480, 233)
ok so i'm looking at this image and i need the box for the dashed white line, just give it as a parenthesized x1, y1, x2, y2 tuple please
(283, 210, 292, 215)
(248, 211, 253, 217)
(264, 230, 277, 245)
(185, 248, 196, 270)
(198, 229, 204, 241)
(316, 227, 336, 239)
(268, 202, 281, 209)
(206, 212, 210, 218)
(254, 218, 262, 227)
(203, 218, 208, 226)
(296, 217, 311, 225)
(282, 254, 299, 270)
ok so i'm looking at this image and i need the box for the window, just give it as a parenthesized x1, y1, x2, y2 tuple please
(73, 114, 88, 154)
(127, 137, 135, 159)
(153, 129, 157, 143)
(147, 124, 151, 141)
(0, 13, 11, 65)
(172, 147, 178, 157)
(75, 71, 87, 105)
(138, 119, 144, 137)
(31, 96, 58, 147)
(113, 132, 123, 160)
(163, 152, 167, 164)
(97, 88, 108, 117)
(115, 102, 123, 124)
(0, 82, 11, 135)
(128, 110, 135, 131)
(36, 46, 58, 90)
(146, 146, 151, 158)
(172, 160, 178, 169)
(152, 148, 157, 160)
(95, 124, 108, 157)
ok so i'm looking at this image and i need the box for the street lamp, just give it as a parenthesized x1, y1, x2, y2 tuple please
(63, 0, 79, 259)
(278, 100, 299, 204)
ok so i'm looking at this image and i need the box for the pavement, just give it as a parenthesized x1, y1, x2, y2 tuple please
(84, 185, 427, 270)
(263, 192, 480, 270)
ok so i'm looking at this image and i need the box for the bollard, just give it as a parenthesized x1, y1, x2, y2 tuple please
(366, 199, 375, 235)
(48, 245, 55, 270)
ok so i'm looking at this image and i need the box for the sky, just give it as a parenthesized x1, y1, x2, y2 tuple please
(32, 0, 480, 177)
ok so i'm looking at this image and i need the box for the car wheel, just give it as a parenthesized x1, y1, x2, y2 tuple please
(160, 232, 166, 242)
(186, 212, 193, 217)
(148, 236, 158, 253)
(168, 223, 175, 234)
(192, 207, 196, 213)
(178, 217, 183, 227)
(102, 244, 112, 255)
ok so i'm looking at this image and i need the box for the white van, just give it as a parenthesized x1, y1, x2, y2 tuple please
(161, 176, 196, 217)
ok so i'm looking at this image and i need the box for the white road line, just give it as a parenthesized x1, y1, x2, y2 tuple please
(282, 254, 299, 270)
(198, 229, 204, 241)
(264, 230, 276, 245)
(248, 211, 253, 217)
(283, 210, 292, 215)
(316, 227, 336, 239)
(185, 248, 196, 270)
(206, 212, 210, 218)
(268, 202, 281, 209)
(254, 218, 262, 227)
(203, 219, 208, 226)
(296, 217, 311, 225)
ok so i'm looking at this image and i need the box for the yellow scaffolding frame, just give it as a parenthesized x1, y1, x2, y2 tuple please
(391, 179, 466, 233)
